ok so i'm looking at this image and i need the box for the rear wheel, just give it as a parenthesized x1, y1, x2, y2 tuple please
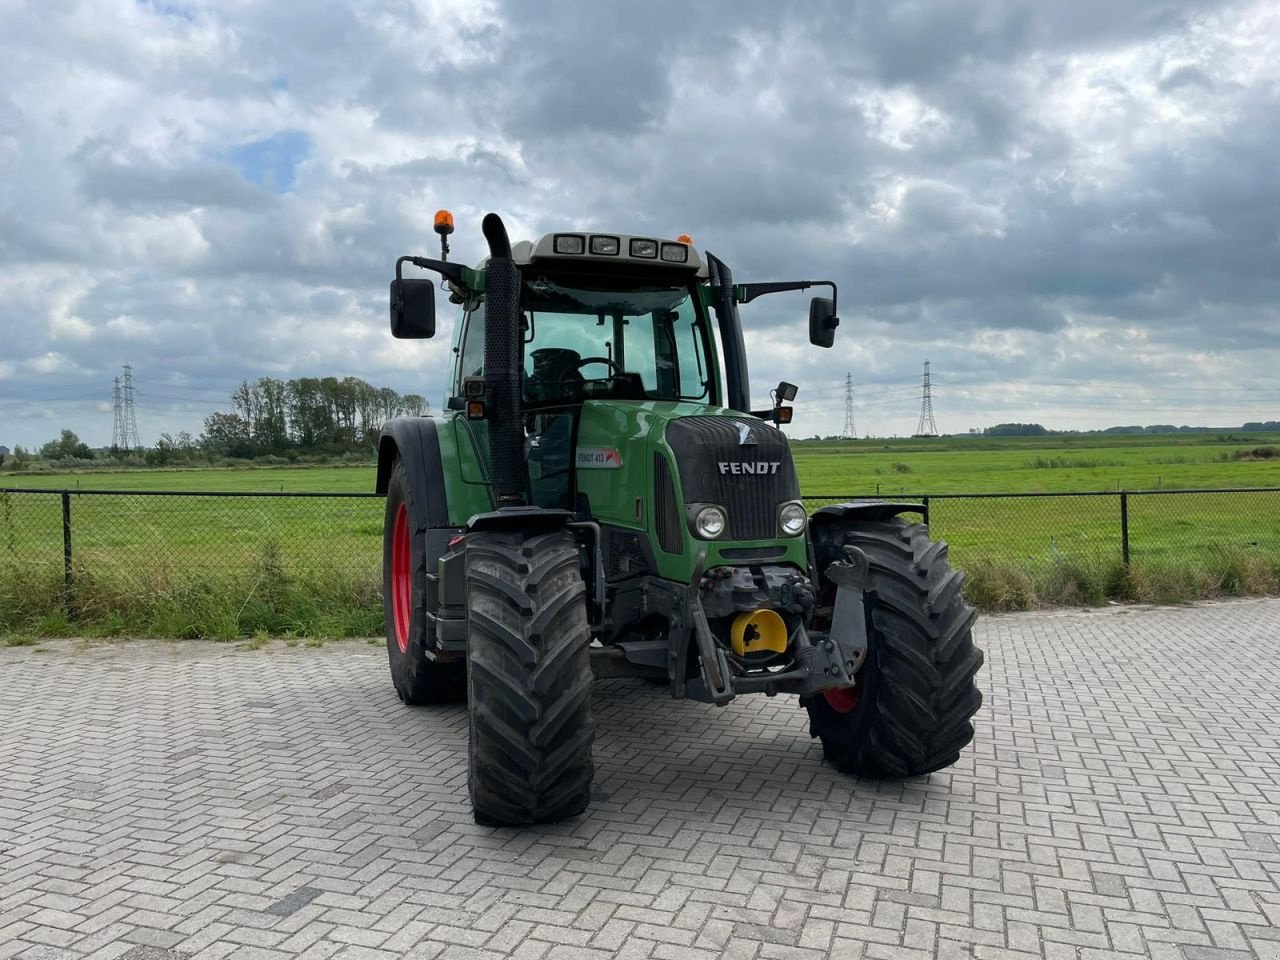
(805, 518, 983, 778)
(383, 457, 466, 704)
(465, 529, 594, 826)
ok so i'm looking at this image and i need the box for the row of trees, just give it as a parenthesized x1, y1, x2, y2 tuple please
(983, 422, 1280, 437)
(201, 376, 430, 458)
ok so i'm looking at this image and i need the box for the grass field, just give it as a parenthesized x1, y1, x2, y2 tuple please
(6, 431, 1280, 494)
(3, 433, 1279, 638)
(3, 462, 378, 492)
(792, 432, 1280, 494)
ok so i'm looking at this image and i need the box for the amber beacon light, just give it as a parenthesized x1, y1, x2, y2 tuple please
(434, 209, 455, 259)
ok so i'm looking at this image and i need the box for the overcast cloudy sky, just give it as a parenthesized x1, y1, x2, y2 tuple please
(2, 0, 1278, 448)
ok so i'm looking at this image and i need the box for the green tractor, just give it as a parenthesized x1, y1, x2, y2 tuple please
(377, 211, 983, 826)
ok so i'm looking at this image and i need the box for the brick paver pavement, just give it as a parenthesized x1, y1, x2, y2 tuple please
(2, 599, 1279, 959)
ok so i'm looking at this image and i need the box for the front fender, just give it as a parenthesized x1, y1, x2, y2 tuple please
(807, 500, 927, 583)
(809, 500, 927, 528)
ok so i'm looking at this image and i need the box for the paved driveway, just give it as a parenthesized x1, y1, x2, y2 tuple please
(2, 599, 1279, 960)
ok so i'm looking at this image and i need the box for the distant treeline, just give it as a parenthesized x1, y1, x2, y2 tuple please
(3, 376, 430, 469)
(202, 376, 430, 459)
(983, 422, 1280, 437)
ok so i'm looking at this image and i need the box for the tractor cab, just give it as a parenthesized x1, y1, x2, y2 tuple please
(453, 238, 720, 513)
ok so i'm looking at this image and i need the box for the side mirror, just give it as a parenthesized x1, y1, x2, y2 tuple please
(808, 297, 838, 348)
(390, 278, 436, 339)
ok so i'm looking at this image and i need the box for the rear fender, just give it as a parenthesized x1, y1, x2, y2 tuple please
(376, 418, 450, 529)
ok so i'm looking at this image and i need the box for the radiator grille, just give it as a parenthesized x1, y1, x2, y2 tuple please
(653, 453, 682, 554)
(664, 417, 799, 541)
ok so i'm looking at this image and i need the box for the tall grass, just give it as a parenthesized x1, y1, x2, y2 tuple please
(0, 542, 381, 640)
(1023, 456, 1126, 469)
(4, 542, 1277, 639)
(963, 547, 1280, 612)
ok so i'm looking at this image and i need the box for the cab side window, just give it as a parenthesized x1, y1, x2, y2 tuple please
(456, 307, 485, 391)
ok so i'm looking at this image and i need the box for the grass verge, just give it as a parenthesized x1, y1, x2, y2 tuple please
(963, 546, 1280, 612)
(3, 547, 1277, 639)
(0, 545, 381, 640)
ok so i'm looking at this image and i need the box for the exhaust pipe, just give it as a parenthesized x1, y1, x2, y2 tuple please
(481, 213, 528, 505)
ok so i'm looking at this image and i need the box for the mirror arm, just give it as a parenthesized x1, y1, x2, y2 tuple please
(397, 254, 465, 287)
(738, 280, 837, 315)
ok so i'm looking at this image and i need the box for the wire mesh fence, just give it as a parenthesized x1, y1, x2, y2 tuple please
(2, 486, 1278, 633)
(0, 488, 385, 636)
(804, 489, 1280, 571)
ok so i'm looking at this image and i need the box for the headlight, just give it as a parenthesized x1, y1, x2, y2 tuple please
(694, 505, 727, 539)
(779, 502, 807, 536)
(553, 234, 585, 254)
(629, 238, 658, 258)
(589, 235, 619, 255)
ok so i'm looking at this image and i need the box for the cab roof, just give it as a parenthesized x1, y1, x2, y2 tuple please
(480, 232, 709, 280)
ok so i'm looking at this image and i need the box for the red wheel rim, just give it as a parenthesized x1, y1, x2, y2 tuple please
(391, 502, 412, 653)
(823, 685, 860, 714)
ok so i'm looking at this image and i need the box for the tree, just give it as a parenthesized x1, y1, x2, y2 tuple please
(2, 445, 30, 471)
(147, 433, 176, 466)
(231, 380, 261, 446)
(40, 429, 93, 460)
(256, 377, 290, 453)
(401, 394, 430, 418)
(376, 387, 401, 424)
(201, 412, 253, 458)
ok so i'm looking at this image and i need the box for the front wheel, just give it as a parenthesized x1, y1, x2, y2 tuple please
(465, 528, 594, 826)
(805, 518, 983, 778)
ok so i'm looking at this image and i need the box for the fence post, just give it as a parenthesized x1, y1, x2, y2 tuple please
(921, 495, 931, 526)
(1120, 492, 1130, 565)
(61, 491, 74, 614)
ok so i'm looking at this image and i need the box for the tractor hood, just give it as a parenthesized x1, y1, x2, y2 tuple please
(574, 399, 806, 581)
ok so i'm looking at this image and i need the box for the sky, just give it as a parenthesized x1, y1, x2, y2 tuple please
(2, 0, 1278, 449)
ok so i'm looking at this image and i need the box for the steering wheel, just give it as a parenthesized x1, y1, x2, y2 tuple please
(574, 356, 622, 377)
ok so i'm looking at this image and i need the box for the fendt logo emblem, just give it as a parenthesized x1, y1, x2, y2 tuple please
(737, 423, 756, 446)
(718, 461, 782, 475)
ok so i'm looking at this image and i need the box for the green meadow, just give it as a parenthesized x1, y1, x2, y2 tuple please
(7, 430, 1280, 494)
(791, 432, 1280, 495)
(2, 432, 1278, 638)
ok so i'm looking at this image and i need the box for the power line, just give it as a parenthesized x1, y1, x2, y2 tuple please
(841, 373, 857, 440)
(914, 360, 939, 437)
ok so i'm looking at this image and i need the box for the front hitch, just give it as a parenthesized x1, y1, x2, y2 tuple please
(823, 545, 871, 678)
(688, 549, 735, 705)
(679, 548, 871, 704)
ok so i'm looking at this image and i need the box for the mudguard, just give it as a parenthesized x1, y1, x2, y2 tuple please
(466, 506, 574, 533)
(376, 418, 449, 529)
(808, 500, 928, 583)
(809, 500, 927, 527)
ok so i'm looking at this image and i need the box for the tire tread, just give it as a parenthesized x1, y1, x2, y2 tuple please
(806, 518, 984, 778)
(466, 529, 593, 825)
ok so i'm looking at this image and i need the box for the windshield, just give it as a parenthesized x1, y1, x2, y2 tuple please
(520, 275, 711, 404)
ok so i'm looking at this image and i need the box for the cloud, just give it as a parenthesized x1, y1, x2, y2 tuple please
(1, 0, 1278, 448)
